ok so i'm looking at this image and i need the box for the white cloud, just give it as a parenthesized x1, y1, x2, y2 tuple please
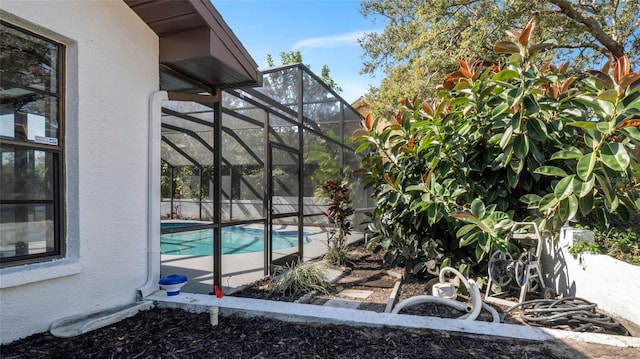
(292, 30, 371, 50)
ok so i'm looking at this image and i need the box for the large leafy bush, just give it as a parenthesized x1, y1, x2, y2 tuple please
(355, 19, 640, 276)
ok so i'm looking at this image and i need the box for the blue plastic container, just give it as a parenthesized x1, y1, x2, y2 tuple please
(159, 274, 188, 296)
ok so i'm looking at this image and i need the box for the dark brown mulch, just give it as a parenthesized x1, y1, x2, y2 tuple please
(0, 307, 593, 359)
(233, 243, 396, 303)
(232, 243, 493, 320)
(232, 242, 635, 332)
(4, 243, 638, 358)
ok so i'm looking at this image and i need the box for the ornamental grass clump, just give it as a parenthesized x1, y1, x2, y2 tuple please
(269, 260, 332, 297)
(355, 18, 640, 277)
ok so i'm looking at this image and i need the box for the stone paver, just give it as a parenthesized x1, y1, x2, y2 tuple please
(337, 289, 373, 299)
(323, 299, 361, 309)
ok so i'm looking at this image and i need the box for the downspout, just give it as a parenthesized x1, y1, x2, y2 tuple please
(138, 90, 168, 298)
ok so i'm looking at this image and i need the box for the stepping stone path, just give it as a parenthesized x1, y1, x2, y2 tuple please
(323, 299, 362, 309)
(315, 267, 402, 311)
(323, 289, 374, 309)
(337, 289, 374, 299)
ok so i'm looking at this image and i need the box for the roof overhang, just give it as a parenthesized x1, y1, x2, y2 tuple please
(125, 0, 261, 93)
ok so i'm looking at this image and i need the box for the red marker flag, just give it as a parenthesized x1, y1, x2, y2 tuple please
(214, 284, 224, 298)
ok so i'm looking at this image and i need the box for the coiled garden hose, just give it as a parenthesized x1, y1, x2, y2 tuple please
(503, 297, 629, 335)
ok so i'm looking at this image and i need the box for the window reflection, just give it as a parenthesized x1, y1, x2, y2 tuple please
(0, 21, 63, 266)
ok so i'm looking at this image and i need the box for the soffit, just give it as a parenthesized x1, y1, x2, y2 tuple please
(124, 0, 260, 92)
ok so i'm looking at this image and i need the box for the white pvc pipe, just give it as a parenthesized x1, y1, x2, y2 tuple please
(137, 90, 168, 298)
(439, 267, 502, 323)
(439, 266, 471, 290)
(393, 266, 501, 323)
(459, 300, 502, 323)
(392, 295, 472, 314)
(439, 267, 481, 320)
(482, 302, 502, 323)
(465, 279, 482, 321)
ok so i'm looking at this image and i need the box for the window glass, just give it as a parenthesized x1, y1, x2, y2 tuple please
(1, 23, 60, 144)
(0, 204, 55, 259)
(0, 23, 59, 93)
(0, 22, 63, 266)
(0, 146, 54, 201)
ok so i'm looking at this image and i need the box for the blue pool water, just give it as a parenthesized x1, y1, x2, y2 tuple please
(161, 224, 310, 255)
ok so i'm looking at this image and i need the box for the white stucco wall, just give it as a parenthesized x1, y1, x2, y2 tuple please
(0, 1, 158, 344)
(541, 235, 640, 328)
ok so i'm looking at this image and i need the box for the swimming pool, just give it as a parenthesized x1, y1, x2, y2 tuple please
(160, 224, 311, 255)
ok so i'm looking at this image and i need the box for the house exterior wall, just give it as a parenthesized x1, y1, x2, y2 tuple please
(0, 1, 158, 344)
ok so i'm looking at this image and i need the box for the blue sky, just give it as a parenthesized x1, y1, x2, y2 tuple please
(213, 0, 384, 104)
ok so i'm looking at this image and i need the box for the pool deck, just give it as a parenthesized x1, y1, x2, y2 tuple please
(161, 224, 361, 295)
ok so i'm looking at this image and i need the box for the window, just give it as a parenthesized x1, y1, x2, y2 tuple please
(0, 21, 64, 267)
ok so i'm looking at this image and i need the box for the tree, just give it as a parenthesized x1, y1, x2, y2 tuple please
(267, 51, 303, 67)
(266, 51, 342, 93)
(320, 64, 342, 93)
(355, 19, 640, 276)
(359, 0, 640, 118)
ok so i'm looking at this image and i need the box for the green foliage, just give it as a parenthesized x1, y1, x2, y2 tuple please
(269, 260, 332, 297)
(267, 51, 303, 67)
(359, 0, 640, 119)
(324, 243, 349, 267)
(320, 64, 343, 93)
(576, 219, 640, 265)
(304, 130, 342, 186)
(161, 162, 209, 201)
(567, 238, 602, 258)
(317, 179, 354, 265)
(355, 19, 640, 275)
(266, 51, 342, 93)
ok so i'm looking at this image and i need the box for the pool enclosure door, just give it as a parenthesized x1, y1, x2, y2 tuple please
(268, 143, 302, 272)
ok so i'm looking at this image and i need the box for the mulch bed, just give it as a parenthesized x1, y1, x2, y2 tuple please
(232, 242, 635, 332)
(232, 243, 504, 319)
(0, 307, 579, 358)
(3, 242, 638, 358)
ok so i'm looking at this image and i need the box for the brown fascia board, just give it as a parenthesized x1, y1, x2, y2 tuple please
(189, 0, 260, 83)
(126, 0, 261, 88)
(159, 26, 256, 88)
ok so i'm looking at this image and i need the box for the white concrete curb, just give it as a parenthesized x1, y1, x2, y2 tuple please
(147, 291, 640, 348)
